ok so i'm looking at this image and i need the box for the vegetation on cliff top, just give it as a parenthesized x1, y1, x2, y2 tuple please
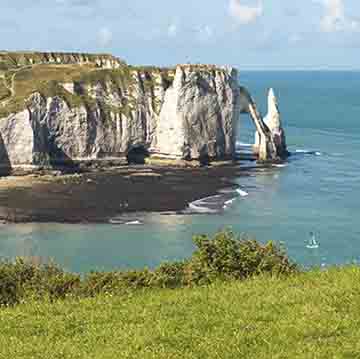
(0, 52, 176, 118)
(0, 64, 174, 118)
(0, 231, 359, 358)
(0, 51, 124, 72)
(0, 51, 232, 119)
(0, 230, 296, 306)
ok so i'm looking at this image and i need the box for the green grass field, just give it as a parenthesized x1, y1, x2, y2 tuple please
(0, 231, 357, 358)
(0, 267, 360, 358)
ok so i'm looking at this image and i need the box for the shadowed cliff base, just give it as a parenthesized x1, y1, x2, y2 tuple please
(0, 163, 263, 224)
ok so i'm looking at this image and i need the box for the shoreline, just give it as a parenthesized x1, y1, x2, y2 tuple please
(0, 162, 261, 224)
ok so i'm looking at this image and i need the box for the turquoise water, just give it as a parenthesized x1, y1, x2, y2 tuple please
(1, 71, 360, 273)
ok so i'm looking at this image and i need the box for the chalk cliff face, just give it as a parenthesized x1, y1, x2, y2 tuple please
(263, 88, 287, 158)
(0, 62, 240, 169)
(156, 66, 240, 160)
(253, 88, 288, 161)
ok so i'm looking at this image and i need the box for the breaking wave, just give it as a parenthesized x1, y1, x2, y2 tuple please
(186, 187, 249, 214)
(272, 163, 288, 168)
(236, 189, 249, 197)
(294, 149, 322, 156)
(236, 141, 253, 147)
(126, 220, 142, 225)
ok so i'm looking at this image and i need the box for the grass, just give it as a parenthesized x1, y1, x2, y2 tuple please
(0, 51, 232, 120)
(0, 78, 10, 101)
(0, 231, 296, 305)
(0, 230, 358, 358)
(0, 267, 360, 358)
(0, 60, 175, 118)
(0, 51, 125, 70)
(0, 64, 132, 118)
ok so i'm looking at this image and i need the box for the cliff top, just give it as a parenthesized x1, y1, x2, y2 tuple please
(0, 51, 237, 118)
(0, 51, 126, 72)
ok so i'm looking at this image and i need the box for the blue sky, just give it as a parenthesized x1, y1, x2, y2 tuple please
(1, 0, 360, 69)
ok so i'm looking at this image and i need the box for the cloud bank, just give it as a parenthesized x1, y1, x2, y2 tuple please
(228, 0, 263, 25)
(317, 0, 359, 32)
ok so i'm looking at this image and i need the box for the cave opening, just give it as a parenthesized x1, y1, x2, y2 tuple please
(126, 145, 149, 165)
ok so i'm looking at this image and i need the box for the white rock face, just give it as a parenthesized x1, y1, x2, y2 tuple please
(157, 66, 240, 160)
(254, 88, 287, 159)
(0, 65, 241, 168)
(264, 88, 280, 130)
(0, 110, 35, 165)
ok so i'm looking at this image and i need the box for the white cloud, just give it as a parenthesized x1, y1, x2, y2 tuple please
(196, 25, 213, 41)
(316, 0, 359, 32)
(228, 0, 263, 25)
(320, 0, 345, 32)
(98, 27, 112, 46)
(167, 24, 178, 37)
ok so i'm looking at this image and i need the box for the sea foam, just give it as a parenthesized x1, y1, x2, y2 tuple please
(236, 189, 249, 197)
(188, 202, 218, 214)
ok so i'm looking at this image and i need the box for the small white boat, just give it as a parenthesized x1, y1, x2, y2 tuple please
(306, 232, 319, 249)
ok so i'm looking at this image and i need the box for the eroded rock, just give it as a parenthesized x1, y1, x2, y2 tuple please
(252, 88, 288, 161)
(0, 65, 241, 168)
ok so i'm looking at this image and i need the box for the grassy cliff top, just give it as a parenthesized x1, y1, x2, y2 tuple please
(0, 61, 175, 118)
(0, 51, 233, 118)
(1, 231, 358, 357)
(1, 267, 359, 358)
(0, 51, 125, 72)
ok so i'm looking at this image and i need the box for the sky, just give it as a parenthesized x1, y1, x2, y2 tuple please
(1, 0, 360, 69)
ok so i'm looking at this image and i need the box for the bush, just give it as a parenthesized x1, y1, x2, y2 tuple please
(184, 230, 297, 285)
(0, 231, 297, 306)
(0, 259, 80, 305)
(0, 266, 21, 306)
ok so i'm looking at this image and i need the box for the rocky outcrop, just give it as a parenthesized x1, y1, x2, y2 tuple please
(262, 88, 287, 158)
(156, 66, 240, 160)
(251, 88, 288, 161)
(0, 64, 241, 169)
(0, 51, 288, 170)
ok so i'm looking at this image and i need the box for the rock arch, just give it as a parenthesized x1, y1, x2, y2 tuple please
(239, 87, 288, 162)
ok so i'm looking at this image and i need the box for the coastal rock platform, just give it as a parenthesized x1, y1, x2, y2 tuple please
(0, 163, 261, 223)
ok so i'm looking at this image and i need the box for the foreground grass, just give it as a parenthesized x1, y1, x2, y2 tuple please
(1, 267, 360, 359)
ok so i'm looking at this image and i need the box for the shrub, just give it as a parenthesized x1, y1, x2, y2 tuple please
(151, 262, 186, 288)
(0, 231, 297, 306)
(0, 265, 21, 306)
(184, 230, 297, 285)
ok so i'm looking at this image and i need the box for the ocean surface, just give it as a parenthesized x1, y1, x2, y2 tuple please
(1, 71, 360, 273)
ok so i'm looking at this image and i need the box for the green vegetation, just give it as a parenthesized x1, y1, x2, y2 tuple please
(0, 230, 359, 358)
(0, 53, 176, 118)
(0, 78, 10, 101)
(1, 268, 360, 357)
(0, 64, 132, 118)
(0, 51, 230, 120)
(0, 51, 124, 71)
(0, 230, 295, 306)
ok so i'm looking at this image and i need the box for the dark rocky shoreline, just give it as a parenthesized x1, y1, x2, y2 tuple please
(0, 163, 261, 224)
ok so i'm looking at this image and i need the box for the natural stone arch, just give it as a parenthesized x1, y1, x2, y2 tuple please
(239, 87, 288, 162)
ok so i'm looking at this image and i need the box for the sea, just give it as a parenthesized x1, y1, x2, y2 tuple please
(0, 71, 359, 273)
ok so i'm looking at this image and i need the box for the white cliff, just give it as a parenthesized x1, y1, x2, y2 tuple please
(0, 52, 287, 170)
(0, 64, 241, 168)
(156, 66, 240, 160)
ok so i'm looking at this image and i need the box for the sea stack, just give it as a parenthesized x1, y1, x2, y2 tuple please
(253, 88, 288, 161)
(263, 88, 288, 158)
